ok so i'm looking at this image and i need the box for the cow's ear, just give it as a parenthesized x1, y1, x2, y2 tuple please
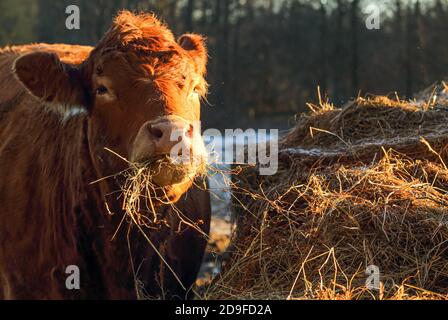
(178, 34, 207, 75)
(13, 52, 86, 106)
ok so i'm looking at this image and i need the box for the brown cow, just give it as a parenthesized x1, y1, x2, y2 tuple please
(0, 11, 211, 299)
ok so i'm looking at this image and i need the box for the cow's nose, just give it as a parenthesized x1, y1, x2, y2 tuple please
(148, 119, 194, 156)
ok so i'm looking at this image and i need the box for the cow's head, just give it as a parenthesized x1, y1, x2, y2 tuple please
(13, 11, 208, 204)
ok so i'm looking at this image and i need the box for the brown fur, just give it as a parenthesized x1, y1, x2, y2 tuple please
(0, 11, 210, 300)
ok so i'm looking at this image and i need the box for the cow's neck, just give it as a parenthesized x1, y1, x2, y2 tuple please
(82, 119, 142, 299)
(85, 120, 127, 213)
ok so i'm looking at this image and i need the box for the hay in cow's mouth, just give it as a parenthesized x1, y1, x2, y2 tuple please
(89, 149, 210, 296)
(97, 149, 207, 230)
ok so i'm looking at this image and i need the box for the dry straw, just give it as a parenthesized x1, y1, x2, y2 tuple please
(202, 83, 448, 300)
(91, 148, 209, 297)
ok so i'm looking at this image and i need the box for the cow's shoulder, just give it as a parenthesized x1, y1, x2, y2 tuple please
(0, 43, 93, 65)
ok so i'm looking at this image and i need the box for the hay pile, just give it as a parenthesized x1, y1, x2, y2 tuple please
(204, 83, 448, 300)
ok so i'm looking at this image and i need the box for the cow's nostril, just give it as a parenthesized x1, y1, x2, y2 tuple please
(149, 125, 163, 139)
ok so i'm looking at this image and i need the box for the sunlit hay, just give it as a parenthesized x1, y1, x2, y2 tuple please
(283, 90, 448, 151)
(202, 91, 448, 300)
(89, 146, 209, 237)
(95, 148, 210, 298)
(120, 158, 162, 229)
(116, 152, 208, 230)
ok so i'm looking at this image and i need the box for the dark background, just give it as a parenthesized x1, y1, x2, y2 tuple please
(1, 0, 447, 129)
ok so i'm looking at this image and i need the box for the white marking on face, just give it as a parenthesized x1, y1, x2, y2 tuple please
(62, 106, 86, 123)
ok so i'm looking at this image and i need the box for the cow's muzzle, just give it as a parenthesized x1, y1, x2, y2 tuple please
(130, 116, 206, 187)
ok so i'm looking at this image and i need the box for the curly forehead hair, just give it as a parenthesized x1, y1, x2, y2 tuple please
(88, 10, 207, 80)
(96, 11, 177, 55)
(81, 10, 208, 103)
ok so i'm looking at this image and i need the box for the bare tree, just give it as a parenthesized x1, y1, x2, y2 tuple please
(405, 3, 414, 98)
(350, 0, 360, 95)
(184, 0, 194, 31)
(318, 0, 328, 93)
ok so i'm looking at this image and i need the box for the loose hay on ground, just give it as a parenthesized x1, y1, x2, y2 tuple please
(203, 84, 448, 300)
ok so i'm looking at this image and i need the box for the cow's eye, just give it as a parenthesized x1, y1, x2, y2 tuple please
(96, 85, 108, 95)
